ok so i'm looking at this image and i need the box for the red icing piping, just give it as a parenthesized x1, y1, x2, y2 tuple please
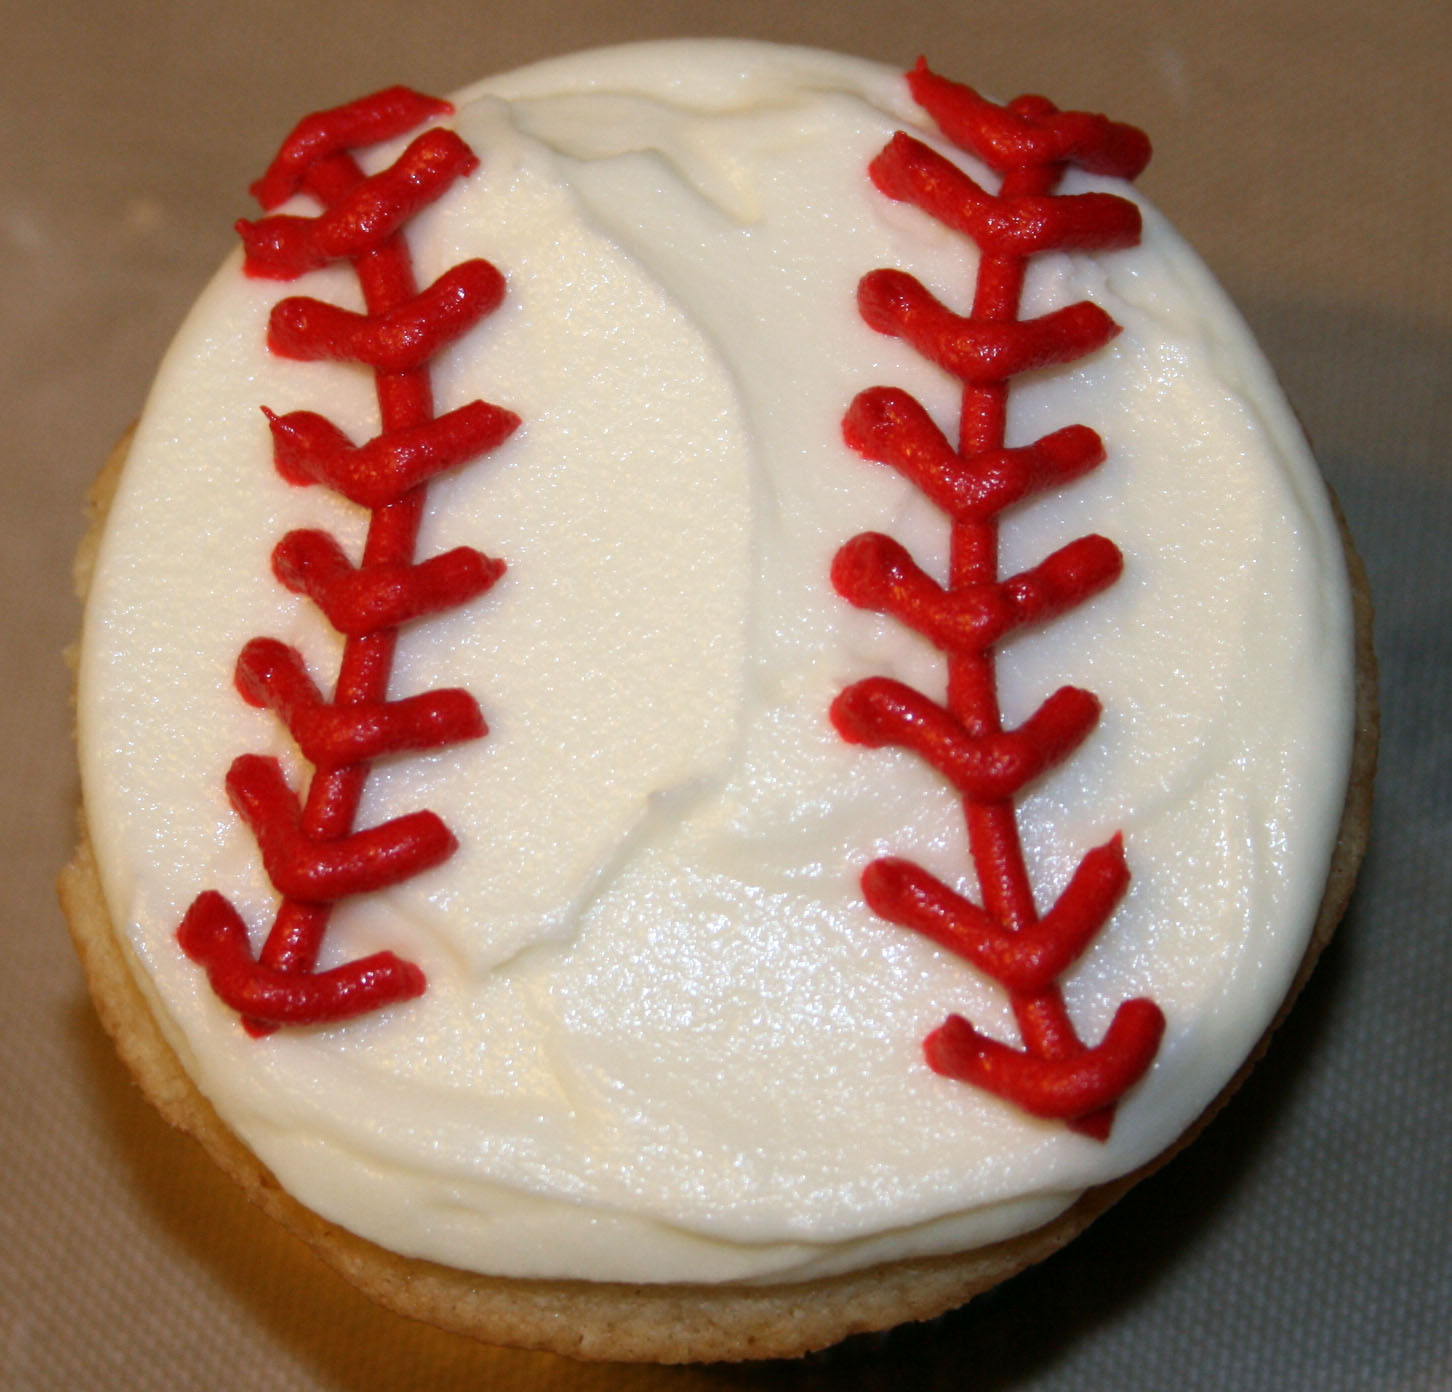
(236, 128, 479, 279)
(835, 64, 1165, 1136)
(249, 87, 454, 211)
(178, 89, 516, 1030)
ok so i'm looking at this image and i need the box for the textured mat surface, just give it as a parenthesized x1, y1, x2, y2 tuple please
(6, 1, 1448, 1387)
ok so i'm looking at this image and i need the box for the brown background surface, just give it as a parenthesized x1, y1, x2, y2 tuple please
(4, 0, 1449, 1388)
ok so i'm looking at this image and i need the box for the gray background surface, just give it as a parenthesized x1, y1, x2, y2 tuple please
(4, 0, 1448, 1388)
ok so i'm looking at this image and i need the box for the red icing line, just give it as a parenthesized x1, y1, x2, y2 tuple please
(249, 87, 455, 211)
(835, 63, 1166, 1136)
(267, 259, 507, 369)
(234, 638, 484, 769)
(263, 398, 518, 509)
(271, 530, 504, 636)
(869, 132, 1142, 256)
(905, 62, 1152, 179)
(178, 88, 516, 1030)
(237, 128, 480, 280)
(179, 892, 426, 1024)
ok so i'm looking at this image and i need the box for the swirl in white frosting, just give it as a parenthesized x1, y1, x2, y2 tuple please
(78, 41, 1354, 1283)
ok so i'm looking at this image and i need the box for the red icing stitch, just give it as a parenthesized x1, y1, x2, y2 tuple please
(869, 132, 1142, 256)
(271, 530, 504, 637)
(905, 62, 1152, 179)
(234, 638, 484, 769)
(835, 63, 1166, 1136)
(263, 398, 518, 509)
(224, 754, 457, 902)
(178, 892, 426, 1024)
(249, 87, 454, 211)
(237, 128, 480, 280)
(266, 259, 507, 369)
(177, 88, 516, 1030)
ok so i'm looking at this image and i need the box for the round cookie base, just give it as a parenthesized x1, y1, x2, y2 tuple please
(61, 432, 1379, 1364)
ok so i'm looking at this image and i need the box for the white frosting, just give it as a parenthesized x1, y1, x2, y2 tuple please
(78, 41, 1354, 1284)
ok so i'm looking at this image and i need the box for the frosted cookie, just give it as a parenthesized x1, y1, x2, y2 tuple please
(63, 40, 1375, 1362)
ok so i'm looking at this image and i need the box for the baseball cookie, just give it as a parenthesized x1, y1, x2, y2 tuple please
(63, 40, 1376, 1362)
